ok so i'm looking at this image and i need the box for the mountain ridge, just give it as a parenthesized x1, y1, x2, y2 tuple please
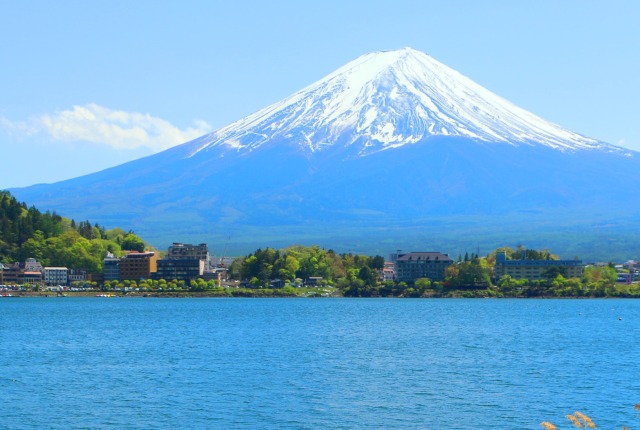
(183, 47, 629, 159)
(8, 48, 640, 259)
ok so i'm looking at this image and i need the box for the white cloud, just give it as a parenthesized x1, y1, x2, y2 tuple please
(2, 104, 212, 151)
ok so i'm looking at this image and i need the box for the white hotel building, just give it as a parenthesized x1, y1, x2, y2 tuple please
(44, 267, 69, 286)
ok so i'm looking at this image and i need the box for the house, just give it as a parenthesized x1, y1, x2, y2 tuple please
(380, 262, 396, 282)
(306, 276, 323, 286)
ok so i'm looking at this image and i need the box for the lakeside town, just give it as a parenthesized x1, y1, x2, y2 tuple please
(1, 189, 639, 298)
(2, 241, 639, 298)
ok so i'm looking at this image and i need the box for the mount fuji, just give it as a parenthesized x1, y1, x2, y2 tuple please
(10, 48, 640, 259)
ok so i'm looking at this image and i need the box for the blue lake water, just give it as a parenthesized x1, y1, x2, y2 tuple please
(1, 298, 639, 429)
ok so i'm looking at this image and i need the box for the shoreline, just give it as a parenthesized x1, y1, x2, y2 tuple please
(4, 291, 636, 299)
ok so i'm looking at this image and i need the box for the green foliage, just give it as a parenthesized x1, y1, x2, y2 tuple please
(222, 244, 639, 298)
(120, 233, 145, 252)
(230, 245, 386, 296)
(541, 266, 567, 280)
(445, 257, 492, 288)
(0, 190, 146, 272)
(486, 245, 558, 265)
(511, 246, 557, 261)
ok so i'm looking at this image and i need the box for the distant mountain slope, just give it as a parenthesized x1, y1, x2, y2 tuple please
(9, 48, 640, 260)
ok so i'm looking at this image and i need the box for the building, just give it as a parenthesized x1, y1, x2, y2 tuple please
(152, 242, 210, 282)
(88, 272, 104, 286)
(167, 243, 209, 264)
(154, 259, 204, 282)
(119, 252, 158, 282)
(68, 269, 87, 285)
(380, 262, 396, 282)
(19, 271, 43, 287)
(23, 258, 43, 273)
(103, 256, 121, 282)
(494, 252, 583, 280)
(617, 272, 632, 283)
(0, 259, 45, 287)
(307, 276, 323, 286)
(395, 252, 453, 283)
(44, 267, 69, 286)
(1, 263, 20, 285)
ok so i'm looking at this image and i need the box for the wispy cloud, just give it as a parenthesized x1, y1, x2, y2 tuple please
(1, 104, 212, 151)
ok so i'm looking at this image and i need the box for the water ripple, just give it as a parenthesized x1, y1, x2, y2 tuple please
(1, 298, 639, 429)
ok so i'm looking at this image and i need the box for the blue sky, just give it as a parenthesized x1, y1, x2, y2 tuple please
(1, 0, 638, 188)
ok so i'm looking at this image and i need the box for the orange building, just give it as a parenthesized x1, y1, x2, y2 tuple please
(119, 252, 158, 281)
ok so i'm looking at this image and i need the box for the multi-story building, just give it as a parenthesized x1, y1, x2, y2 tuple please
(19, 271, 43, 286)
(154, 259, 204, 282)
(68, 269, 87, 284)
(0, 259, 44, 287)
(1, 263, 20, 285)
(494, 252, 583, 280)
(23, 258, 44, 273)
(119, 252, 157, 282)
(395, 252, 453, 283)
(152, 242, 210, 282)
(167, 243, 209, 264)
(103, 257, 121, 282)
(44, 267, 69, 286)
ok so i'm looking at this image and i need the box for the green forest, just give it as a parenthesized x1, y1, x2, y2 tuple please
(225, 245, 636, 298)
(0, 191, 146, 273)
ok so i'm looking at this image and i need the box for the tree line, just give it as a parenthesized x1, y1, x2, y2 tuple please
(226, 244, 636, 298)
(0, 190, 146, 272)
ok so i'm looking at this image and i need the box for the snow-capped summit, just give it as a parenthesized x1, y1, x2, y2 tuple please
(186, 47, 623, 158)
(10, 48, 640, 258)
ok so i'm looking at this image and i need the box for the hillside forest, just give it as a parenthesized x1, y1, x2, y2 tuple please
(0, 191, 146, 273)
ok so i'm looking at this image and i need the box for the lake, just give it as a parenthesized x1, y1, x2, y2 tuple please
(1, 298, 638, 429)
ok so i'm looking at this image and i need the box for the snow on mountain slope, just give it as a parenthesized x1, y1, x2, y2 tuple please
(9, 48, 640, 257)
(186, 47, 627, 158)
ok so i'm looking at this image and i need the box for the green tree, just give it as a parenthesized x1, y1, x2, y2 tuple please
(368, 255, 385, 270)
(542, 266, 567, 280)
(446, 258, 491, 288)
(120, 233, 145, 252)
(358, 266, 379, 287)
(273, 254, 300, 281)
(18, 230, 47, 264)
